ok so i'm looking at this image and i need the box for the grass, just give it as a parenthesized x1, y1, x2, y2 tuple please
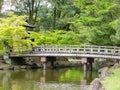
(102, 68, 120, 90)
(0, 87, 3, 90)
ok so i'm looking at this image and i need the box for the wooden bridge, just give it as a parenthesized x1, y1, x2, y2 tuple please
(9, 44, 120, 71)
(10, 44, 120, 59)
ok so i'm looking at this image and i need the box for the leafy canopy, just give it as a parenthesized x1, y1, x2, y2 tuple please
(72, 0, 120, 45)
(30, 30, 82, 45)
(0, 12, 34, 53)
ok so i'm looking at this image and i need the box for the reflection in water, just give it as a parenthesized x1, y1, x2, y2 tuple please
(0, 68, 97, 90)
(59, 68, 97, 85)
(40, 70, 46, 83)
(81, 71, 92, 85)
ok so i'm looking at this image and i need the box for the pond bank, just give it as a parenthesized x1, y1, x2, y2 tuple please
(2, 55, 120, 90)
(89, 62, 120, 90)
(0, 55, 83, 70)
(100, 63, 120, 90)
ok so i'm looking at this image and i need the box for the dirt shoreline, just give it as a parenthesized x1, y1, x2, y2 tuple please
(89, 63, 120, 90)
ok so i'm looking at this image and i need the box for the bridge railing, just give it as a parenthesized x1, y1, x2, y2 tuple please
(32, 45, 120, 55)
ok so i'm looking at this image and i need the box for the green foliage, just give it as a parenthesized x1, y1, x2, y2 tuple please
(72, 0, 120, 45)
(1, 0, 120, 46)
(110, 18, 120, 45)
(38, 0, 79, 30)
(102, 68, 120, 90)
(0, 87, 3, 90)
(14, 0, 42, 25)
(0, 12, 34, 53)
(30, 30, 82, 45)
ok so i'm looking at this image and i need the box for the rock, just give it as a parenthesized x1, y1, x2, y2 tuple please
(3, 67, 8, 70)
(94, 59, 118, 70)
(99, 88, 106, 90)
(0, 67, 3, 70)
(14, 66, 20, 70)
(20, 66, 27, 69)
(95, 61, 119, 90)
(106, 59, 116, 67)
(26, 66, 32, 69)
(94, 59, 107, 69)
(3, 67, 9, 70)
(90, 78, 102, 90)
(9, 66, 14, 70)
(111, 63, 120, 69)
(98, 67, 109, 79)
(31, 63, 38, 69)
(0, 65, 13, 70)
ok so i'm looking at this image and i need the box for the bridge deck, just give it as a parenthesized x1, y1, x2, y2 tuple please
(10, 45, 120, 59)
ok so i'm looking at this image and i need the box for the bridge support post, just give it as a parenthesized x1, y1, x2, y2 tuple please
(51, 60, 55, 69)
(40, 57, 47, 70)
(83, 63, 87, 79)
(47, 57, 56, 69)
(81, 58, 88, 79)
(88, 58, 94, 71)
(50, 57, 56, 69)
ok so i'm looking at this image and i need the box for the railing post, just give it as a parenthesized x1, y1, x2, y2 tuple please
(105, 46, 107, 54)
(84, 45, 86, 54)
(56, 45, 58, 53)
(70, 45, 72, 53)
(98, 46, 100, 54)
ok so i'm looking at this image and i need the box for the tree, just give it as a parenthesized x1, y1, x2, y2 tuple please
(12, 0, 79, 31)
(33, 0, 79, 30)
(14, 0, 41, 25)
(49, 0, 79, 30)
(71, 0, 120, 45)
(0, 12, 34, 54)
(0, 0, 3, 14)
(110, 18, 120, 45)
(30, 30, 81, 45)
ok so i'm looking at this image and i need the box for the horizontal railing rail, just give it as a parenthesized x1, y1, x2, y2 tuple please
(10, 45, 120, 59)
(32, 45, 120, 55)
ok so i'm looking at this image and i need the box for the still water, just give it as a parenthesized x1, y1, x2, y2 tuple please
(0, 68, 97, 90)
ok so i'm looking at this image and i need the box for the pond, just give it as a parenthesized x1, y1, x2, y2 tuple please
(0, 68, 98, 90)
